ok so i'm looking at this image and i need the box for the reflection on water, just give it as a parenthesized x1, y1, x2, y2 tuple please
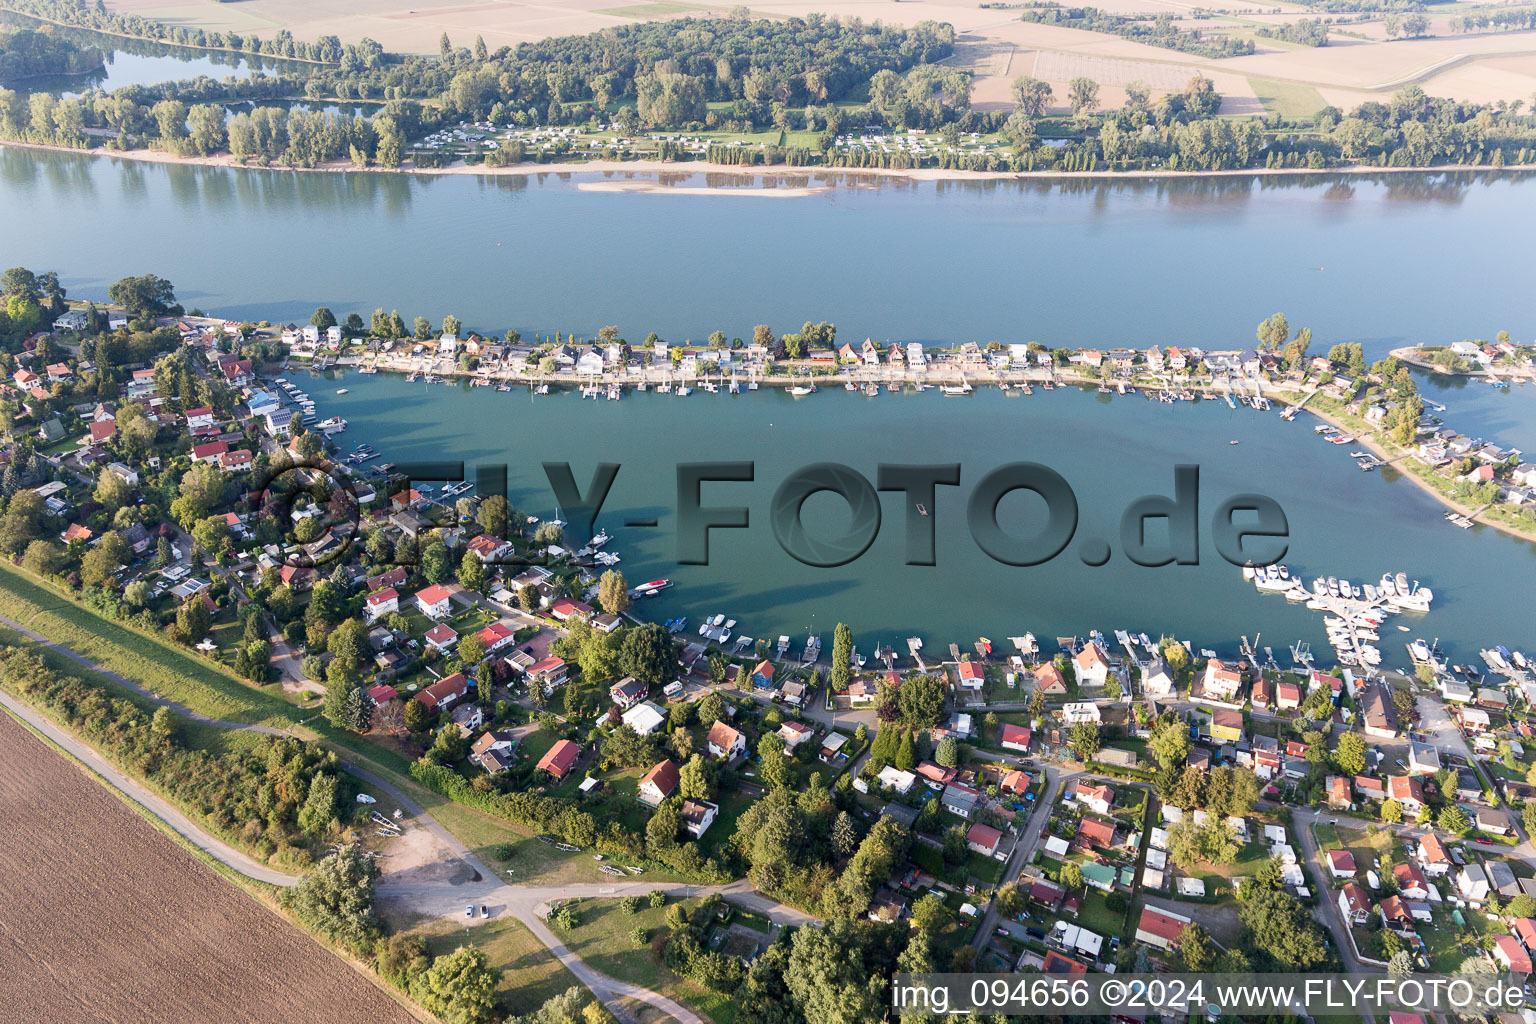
(3, 146, 1534, 354)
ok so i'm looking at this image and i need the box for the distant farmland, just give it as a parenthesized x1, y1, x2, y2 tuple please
(0, 712, 420, 1024)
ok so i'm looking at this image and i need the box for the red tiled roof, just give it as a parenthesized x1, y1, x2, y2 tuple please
(1078, 817, 1116, 847)
(967, 823, 1003, 850)
(415, 672, 468, 711)
(424, 624, 458, 646)
(1000, 724, 1031, 746)
(366, 587, 398, 606)
(1327, 849, 1357, 873)
(1137, 907, 1186, 944)
(88, 420, 116, 441)
(707, 720, 742, 753)
(416, 584, 452, 606)
(537, 739, 581, 777)
(367, 684, 398, 704)
(639, 759, 679, 797)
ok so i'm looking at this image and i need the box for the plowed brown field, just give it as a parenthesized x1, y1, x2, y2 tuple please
(0, 712, 420, 1024)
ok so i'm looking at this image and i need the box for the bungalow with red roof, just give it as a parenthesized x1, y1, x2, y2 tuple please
(966, 823, 1005, 858)
(638, 759, 679, 806)
(1030, 879, 1064, 908)
(364, 587, 399, 623)
(1252, 676, 1272, 706)
(1032, 662, 1067, 695)
(1077, 817, 1117, 849)
(1000, 724, 1031, 753)
(1512, 917, 1536, 952)
(415, 584, 453, 619)
(1135, 906, 1190, 950)
(88, 419, 117, 442)
(414, 672, 469, 713)
(916, 761, 957, 787)
(779, 720, 814, 750)
(1494, 934, 1533, 974)
(550, 598, 593, 622)
(537, 739, 581, 780)
(424, 623, 458, 653)
(706, 720, 745, 760)
(1041, 951, 1087, 975)
(1355, 775, 1386, 801)
(998, 768, 1029, 795)
(1276, 682, 1302, 709)
(1327, 849, 1357, 879)
(367, 684, 398, 705)
(45, 362, 71, 382)
(391, 489, 424, 511)
(1394, 863, 1431, 900)
(62, 523, 93, 543)
(476, 621, 516, 654)
(368, 567, 409, 591)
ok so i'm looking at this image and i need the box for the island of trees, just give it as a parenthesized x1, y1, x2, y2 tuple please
(0, 23, 102, 83)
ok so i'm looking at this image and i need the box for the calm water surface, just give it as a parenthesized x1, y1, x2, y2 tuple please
(3, 149, 1534, 661)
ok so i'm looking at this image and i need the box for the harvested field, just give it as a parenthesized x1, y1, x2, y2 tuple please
(0, 712, 419, 1024)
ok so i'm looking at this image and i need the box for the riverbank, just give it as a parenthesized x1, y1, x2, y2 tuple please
(5, 137, 1536, 191)
(1389, 345, 1536, 381)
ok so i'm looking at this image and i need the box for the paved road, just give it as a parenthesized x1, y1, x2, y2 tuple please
(969, 764, 1079, 950)
(0, 611, 804, 1024)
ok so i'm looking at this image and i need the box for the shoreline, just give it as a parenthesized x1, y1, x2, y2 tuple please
(320, 351, 1536, 546)
(5, 138, 1536, 191)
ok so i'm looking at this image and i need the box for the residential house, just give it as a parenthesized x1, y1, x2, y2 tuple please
(609, 677, 648, 709)
(1327, 775, 1352, 809)
(1388, 775, 1425, 815)
(680, 799, 718, 838)
(706, 721, 746, 760)
(638, 760, 679, 806)
(1494, 935, 1533, 974)
(1356, 775, 1386, 802)
(819, 733, 849, 763)
(1061, 702, 1101, 724)
(752, 660, 775, 688)
(1000, 724, 1032, 753)
(1276, 682, 1302, 710)
(1070, 781, 1114, 816)
(424, 623, 458, 653)
(1418, 834, 1452, 876)
(364, 587, 399, 623)
(537, 739, 581, 781)
(1379, 895, 1415, 936)
(415, 584, 453, 619)
(527, 657, 569, 693)
(1408, 741, 1441, 775)
(620, 701, 666, 737)
(876, 765, 917, 795)
(1209, 708, 1244, 743)
(414, 672, 470, 713)
(1033, 663, 1067, 695)
(1135, 907, 1190, 951)
(967, 823, 1005, 858)
(1142, 657, 1175, 697)
(955, 661, 985, 690)
(1479, 807, 1512, 835)
(1077, 817, 1117, 850)
(941, 782, 981, 819)
(1338, 882, 1371, 926)
(1201, 659, 1244, 700)
(916, 761, 957, 788)
(476, 622, 516, 655)
(1030, 879, 1065, 909)
(469, 730, 517, 774)
(1394, 863, 1432, 900)
(1074, 644, 1110, 688)
(217, 449, 253, 472)
(467, 533, 515, 564)
(1327, 849, 1358, 879)
(779, 720, 814, 751)
(550, 598, 593, 623)
(1456, 864, 1491, 902)
(1080, 862, 1116, 892)
(1361, 684, 1399, 738)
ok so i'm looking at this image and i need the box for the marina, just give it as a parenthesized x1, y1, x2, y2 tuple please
(314, 372, 1536, 666)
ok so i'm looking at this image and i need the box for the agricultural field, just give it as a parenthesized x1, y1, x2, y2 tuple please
(0, 712, 418, 1024)
(102, 0, 1536, 112)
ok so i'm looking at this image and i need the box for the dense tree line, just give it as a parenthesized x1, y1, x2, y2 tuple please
(0, 24, 101, 82)
(4, 0, 368, 65)
(1017, 3, 1256, 59)
(0, 646, 351, 866)
(1254, 18, 1332, 45)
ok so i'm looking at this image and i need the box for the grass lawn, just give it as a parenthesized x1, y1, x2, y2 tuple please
(411, 915, 582, 1018)
(552, 897, 735, 1024)
(1076, 891, 1130, 938)
(1247, 77, 1326, 120)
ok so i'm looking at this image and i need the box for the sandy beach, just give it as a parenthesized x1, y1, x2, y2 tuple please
(5, 139, 1533, 194)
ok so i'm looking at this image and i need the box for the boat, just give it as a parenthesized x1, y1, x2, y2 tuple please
(534, 384, 550, 395)
(336, 388, 349, 395)
(1229, 440, 1240, 445)
(864, 384, 880, 396)
(787, 385, 817, 396)
(590, 529, 610, 548)
(915, 503, 928, 517)
(941, 383, 973, 396)
(495, 384, 511, 391)
(845, 382, 857, 392)
(634, 579, 672, 595)
(676, 386, 693, 397)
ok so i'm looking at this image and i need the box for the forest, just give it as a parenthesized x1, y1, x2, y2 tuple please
(0, 24, 101, 82)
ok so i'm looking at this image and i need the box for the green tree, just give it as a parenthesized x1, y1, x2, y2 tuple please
(1334, 731, 1367, 777)
(830, 622, 853, 693)
(1438, 804, 1471, 835)
(935, 736, 958, 769)
(412, 945, 502, 1024)
(284, 847, 379, 951)
(597, 569, 630, 615)
(1381, 798, 1403, 823)
(1150, 716, 1191, 769)
(1060, 861, 1084, 890)
(458, 551, 486, 593)
(696, 692, 725, 728)
(1179, 924, 1214, 972)
(678, 753, 713, 800)
(620, 622, 673, 688)
(1067, 722, 1101, 761)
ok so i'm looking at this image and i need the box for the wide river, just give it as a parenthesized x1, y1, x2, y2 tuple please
(3, 146, 1534, 663)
